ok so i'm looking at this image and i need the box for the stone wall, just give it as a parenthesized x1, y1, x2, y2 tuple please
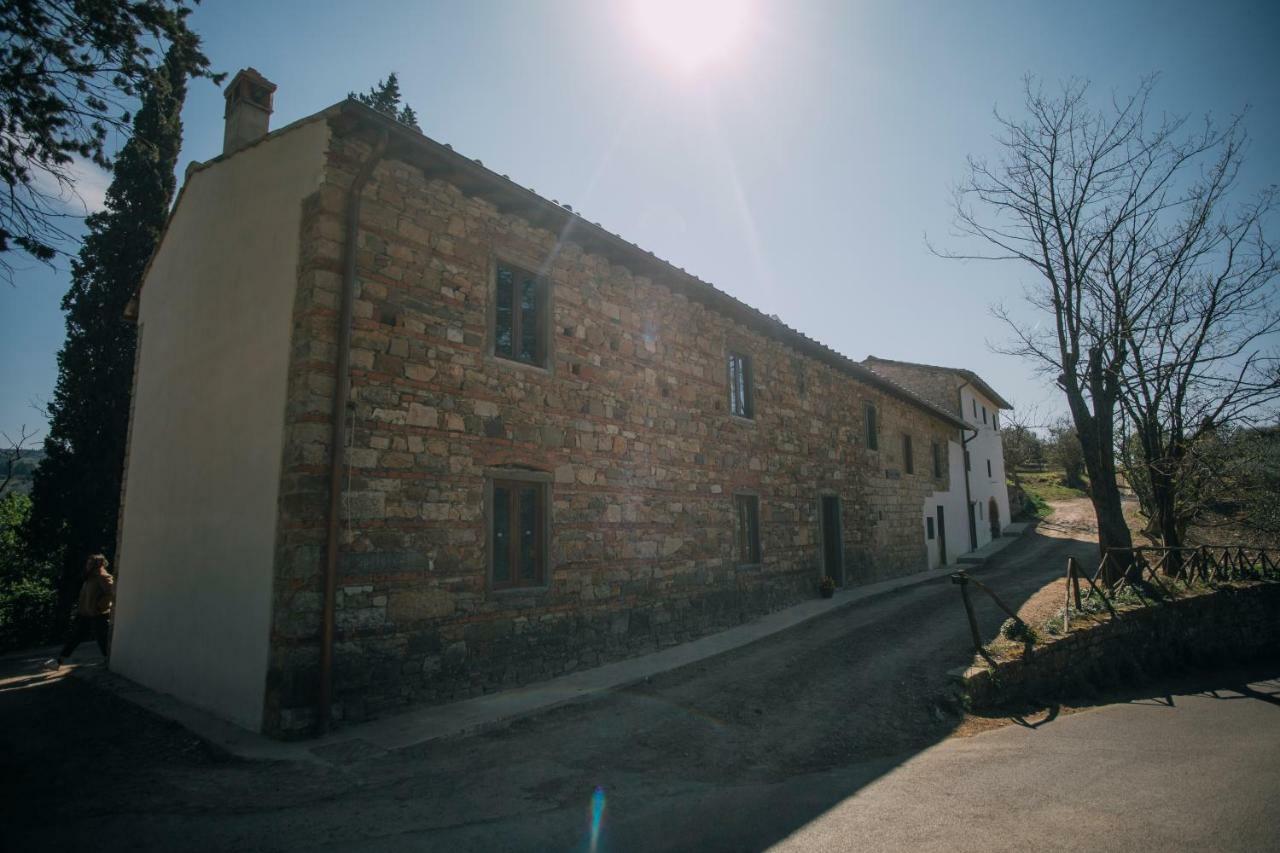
(862, 359, 962, 416)
(961, 583, 1280, 709)
(263, 128, 959, 735)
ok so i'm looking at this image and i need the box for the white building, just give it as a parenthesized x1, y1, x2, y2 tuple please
(862, 357, 1012, 568)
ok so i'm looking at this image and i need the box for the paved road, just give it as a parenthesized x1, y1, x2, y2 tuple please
(770, 666, 1280, 853)
(6, 505, 1277, 851)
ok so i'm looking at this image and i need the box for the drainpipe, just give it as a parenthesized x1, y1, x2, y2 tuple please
(958, 380, 979, 552)
(319, 129, 388, 733)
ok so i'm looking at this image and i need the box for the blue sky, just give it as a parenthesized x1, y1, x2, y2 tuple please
(3, 0, 1278, 442)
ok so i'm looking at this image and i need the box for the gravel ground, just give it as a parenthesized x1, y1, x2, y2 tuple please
(3, 502, 1104, 852)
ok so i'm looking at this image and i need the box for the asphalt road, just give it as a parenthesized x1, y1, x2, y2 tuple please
(769, 666, 1280, 853)
(5, 503, 1278, 851)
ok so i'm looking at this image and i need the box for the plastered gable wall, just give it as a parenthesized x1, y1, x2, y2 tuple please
(960, 385, 1010, 546)
(264, 130, 957, 732)
(112, 119, 331, 732)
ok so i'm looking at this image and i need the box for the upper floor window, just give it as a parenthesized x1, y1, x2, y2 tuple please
(972, 398, 977, 418)
(727, 351, 754, 418)
(902, 433, 914, 474)
(993, 413, 1000, 431)
(987, 459, 993, 478)
(735, 493, 761, 565)
(982, 405, 988, 424)
(494, 261, 548, 367)
(864, 403, 878, 451)
(932, 441, 943, 479)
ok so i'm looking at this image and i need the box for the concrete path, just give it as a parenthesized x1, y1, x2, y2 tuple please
(956, 520, 1031, 564)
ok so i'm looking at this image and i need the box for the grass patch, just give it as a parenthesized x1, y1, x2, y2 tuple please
(1016, 470, 1089, 509)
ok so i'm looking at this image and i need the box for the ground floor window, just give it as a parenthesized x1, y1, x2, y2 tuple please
(735, 493, 761, 566)
(491, 477, 548, 588)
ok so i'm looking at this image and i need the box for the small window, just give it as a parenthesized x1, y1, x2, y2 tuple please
(494, 262, 547, 367)
(734, 494, 761, 565)
(727, 351, 754, 418)
(926, 517, 935, 540)
(902, 433, 914, 474)
(993, 413, 999, 431)
(987, 459, 992, 478)
(491, 478, 547, 588)
(982, 405, 988, 424)
(931, 441, 943, 479)
(964, 449, 971, 472)
(864, 403, 878, 450)
(972, 399, 977, 418)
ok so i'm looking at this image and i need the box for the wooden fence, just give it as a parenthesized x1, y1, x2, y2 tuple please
(955, 544, 1279, 658)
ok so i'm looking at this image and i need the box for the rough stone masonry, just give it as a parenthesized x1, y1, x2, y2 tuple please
(261, 113, 962, 735)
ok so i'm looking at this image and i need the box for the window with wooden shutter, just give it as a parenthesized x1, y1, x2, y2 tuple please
(728, 351, 754, 418)
(491, 478, 547, 588)
(494, 262, 548, 367)
(735, 494, 761, 565)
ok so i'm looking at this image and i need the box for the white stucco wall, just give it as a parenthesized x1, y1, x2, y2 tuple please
(961, 386, 1010, 550)
(922, 385, 1011, 566)
(923, 437, 969, 568)
(111, 119, 329, 731)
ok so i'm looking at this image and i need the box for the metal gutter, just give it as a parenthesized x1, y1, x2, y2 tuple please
(319, 129, 389, 733)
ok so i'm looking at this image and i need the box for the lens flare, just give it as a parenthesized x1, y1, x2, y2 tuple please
(589, 785, 606, 851)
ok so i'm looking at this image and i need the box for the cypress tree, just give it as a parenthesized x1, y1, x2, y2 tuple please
(29, 45, 192, 594)
(350, 73, 421, 129)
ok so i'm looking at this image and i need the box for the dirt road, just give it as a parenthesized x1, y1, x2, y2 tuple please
(4, 503, 1101, 851)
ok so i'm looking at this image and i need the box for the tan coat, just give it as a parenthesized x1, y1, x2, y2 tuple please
(76, 570, 115, 617)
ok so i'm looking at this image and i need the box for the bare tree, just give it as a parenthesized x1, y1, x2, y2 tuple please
(999, 404, 1045, 485)
(1110, 136, 1279, 552)
(1, 425, 38, 494)
(939, 75, 1262, 579)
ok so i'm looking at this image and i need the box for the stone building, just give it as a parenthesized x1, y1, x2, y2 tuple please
(862, 357, 1013, 566)
(111, 72, 986, 737)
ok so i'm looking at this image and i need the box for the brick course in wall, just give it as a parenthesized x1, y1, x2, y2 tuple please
(261, 123, 964, 735)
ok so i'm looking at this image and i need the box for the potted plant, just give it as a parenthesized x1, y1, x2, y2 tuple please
(819, 576, 836, 599)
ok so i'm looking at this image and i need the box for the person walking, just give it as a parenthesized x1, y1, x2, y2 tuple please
(43, 555, 114, 671)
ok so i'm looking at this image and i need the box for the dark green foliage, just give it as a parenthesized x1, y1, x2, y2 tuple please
(0, 493, 58, 651)
(28, 45, 191, 601)
(0, 0, 218, 279)
(350, 73, 421, 130)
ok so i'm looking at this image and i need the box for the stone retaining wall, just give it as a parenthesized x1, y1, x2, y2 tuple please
(962, 582, 1280, 708)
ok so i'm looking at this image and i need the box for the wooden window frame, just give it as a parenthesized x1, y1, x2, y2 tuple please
(727, 350, 755, 419)
(902, 433, 914, 474)
(864, 403, 878, 451)
(485, 469, 552, 591)
(491, 259, 551, 370)
(734, 492, 761, 567)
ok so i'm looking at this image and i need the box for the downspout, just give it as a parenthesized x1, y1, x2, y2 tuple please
(958, 380, 979, 551)
(319, 129, 388, 733)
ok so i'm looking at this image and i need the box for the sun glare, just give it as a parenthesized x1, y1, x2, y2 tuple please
(630, 0, 753, 75)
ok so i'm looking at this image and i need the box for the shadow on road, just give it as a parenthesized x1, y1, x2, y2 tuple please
(9, 507, 1269, 852)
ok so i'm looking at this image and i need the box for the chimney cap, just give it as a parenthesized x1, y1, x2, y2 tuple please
(223, 67, 277, 118)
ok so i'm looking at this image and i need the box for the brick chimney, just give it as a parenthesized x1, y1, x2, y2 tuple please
(222, 68, 276, 155)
